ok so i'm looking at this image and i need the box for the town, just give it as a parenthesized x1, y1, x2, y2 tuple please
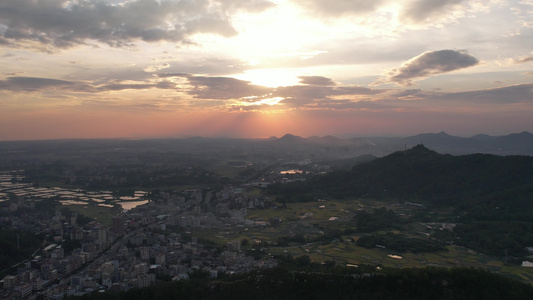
(0, 172, 281, 299)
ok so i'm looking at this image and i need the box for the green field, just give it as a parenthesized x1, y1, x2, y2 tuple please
(63, 203, 120, 226)
(189, 198, 533, 285)
(59, 195, 533, 285)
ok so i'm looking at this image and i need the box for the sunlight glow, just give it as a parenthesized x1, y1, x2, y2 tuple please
(235, 69, 304, 87)
(253, 97, 285, 106)
(228, 96, 286, 114)
(240, 96, 285, 106)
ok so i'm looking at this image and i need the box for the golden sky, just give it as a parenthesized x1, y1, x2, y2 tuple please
(1, 0, 532, 140)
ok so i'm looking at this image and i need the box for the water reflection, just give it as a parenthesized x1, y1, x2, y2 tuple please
(61, 200, 88, 205)
(280, 169, 303, 175)
(0, 174, 150, 211)
(59, 199, 149, 210)
(117, 200, 149, 210)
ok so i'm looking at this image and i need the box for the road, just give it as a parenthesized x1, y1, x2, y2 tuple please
(58, 229, 138, 286)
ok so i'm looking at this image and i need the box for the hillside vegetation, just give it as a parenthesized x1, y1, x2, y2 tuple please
(71, 266, 533, 300)
(271, 145, 533, 205)
(269, 145, 533, 258)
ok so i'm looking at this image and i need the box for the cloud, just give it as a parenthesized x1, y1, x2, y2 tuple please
(80, 98, 188, 113)
(157, 73, 191, 79)
(6, 74, 528, 116)
(181, 75, 273, 99)
(0, 76, 177, 93)
(292, 0, 497, 31)
(159, 73, 386, 106)
(440, 83, 533, 103)
(298, 75, 335, 86)
(399, 0, 464, 25)
(217, 0, 276, 13)
(301, 84, 533, 111)
(294, 0, 385, 17)
(268, 82, 533, 111)
(144, 63, 170, 73)
(511, 53, 533, 64)
(379, 50, 479, 86)
(312, 99, 398, 110)
(272, 84, 385, 107)
(273, 86, 332, 106)
(157, 73, 388, 107)
(499, 52, 533, 66)
(0, 37, 11, 45)
(0, 0, 274, 49)
(1, 72, 268, 99)
(398, 0, 501, 28)
(96, 81, 176, 92)
(0, 77, 74, 92)
(516, 56, 533, 63)
(334, 86, 385, 96)
(158, 57, 250, 76)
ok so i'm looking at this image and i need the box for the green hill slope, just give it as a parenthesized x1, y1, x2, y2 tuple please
(270, 145, 533, 214)
(269, 146, 533, 258)
(72, 267, 533, 300)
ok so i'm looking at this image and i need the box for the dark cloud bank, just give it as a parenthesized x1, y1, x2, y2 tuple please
(0, 0, 274, 49)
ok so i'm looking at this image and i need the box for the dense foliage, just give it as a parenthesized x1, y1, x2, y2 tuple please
(0, 228, 42, 271)
(355, 207, 401, 232)
(452, 222, 533, 257)
(269, 145, 533, 259)
(70, 267, 533, 300)
(269, 145, 533, 205)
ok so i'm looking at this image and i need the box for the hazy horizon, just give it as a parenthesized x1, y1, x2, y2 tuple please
(1, 130, 532, 143)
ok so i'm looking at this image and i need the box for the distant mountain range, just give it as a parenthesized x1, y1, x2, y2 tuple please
(1, 132, 532, 164)
(265, 131, 533, 156)
(401, 131, 533, 155)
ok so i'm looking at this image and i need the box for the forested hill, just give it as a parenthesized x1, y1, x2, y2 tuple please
(72, 267, 533, 300)
(270, 144, 533, 208)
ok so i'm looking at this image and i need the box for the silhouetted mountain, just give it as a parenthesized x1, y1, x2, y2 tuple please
(267, 131, 533, 155)
(403, 131, 463, 145)
(275, 133, 309, 144)
(401, 132, 479, 154)
(489, 131, 533, 153)
(270, 144, 533, 207)
(351, 145, 533, 203)
(400, 131, 533, 155)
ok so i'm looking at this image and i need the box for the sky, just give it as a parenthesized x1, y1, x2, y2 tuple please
(0, 0, 532, 141)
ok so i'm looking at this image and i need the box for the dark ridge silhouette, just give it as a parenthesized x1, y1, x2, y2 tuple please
(72, 266, 533, 300)
(270, 144, 533, 206)
(400, 131, 533, 155)
(276, 133, 308, 143)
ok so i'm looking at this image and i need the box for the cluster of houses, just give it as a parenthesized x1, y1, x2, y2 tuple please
(1, 212, 115, 299)
(0, 172, 279, 299)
